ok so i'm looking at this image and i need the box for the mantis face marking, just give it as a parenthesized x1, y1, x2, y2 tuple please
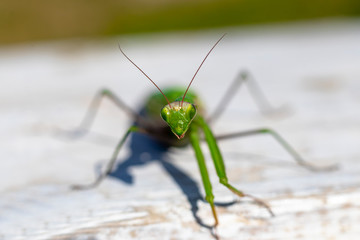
(161, 101, 197, 139)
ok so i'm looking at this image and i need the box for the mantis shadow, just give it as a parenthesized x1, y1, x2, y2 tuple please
(108, 129, 236, 230)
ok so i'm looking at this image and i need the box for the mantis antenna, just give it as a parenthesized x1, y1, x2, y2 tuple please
(118, 45, 172, 108)
(181, 34, 226, 107)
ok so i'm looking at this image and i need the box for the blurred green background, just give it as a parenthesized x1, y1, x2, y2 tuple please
(1, 0, 360, 45)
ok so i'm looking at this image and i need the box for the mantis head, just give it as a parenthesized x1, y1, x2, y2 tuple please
(119, 34, 225, 140)
(161, 101, 197, 139)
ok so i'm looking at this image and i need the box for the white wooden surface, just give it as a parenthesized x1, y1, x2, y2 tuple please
(1, 19, 360, 240)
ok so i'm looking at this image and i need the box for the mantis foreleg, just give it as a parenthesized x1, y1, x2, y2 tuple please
(191, 116, 274, 224)
(199, 116, 275, 215)
(189, 124, 219, 227)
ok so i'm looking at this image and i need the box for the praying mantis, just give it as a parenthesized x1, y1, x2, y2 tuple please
(69, 34, 335, 237)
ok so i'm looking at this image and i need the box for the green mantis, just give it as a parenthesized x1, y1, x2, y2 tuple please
(70, 34, 335, 237)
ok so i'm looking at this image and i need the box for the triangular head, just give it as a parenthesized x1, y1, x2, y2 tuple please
(161, 100, 197, 139)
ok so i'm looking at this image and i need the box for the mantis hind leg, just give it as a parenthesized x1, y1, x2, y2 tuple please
(71, 125, 141, 190)
(67, 88, 147, 138)
(208, 70, 284, 123)
(215, 128, 338, 172)
(62, 89, 150, 189)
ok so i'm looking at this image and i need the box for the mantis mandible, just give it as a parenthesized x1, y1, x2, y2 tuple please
(69, 34, 335, 237)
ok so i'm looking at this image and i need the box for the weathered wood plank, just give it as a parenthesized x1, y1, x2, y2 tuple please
(0, 20, 359, 240)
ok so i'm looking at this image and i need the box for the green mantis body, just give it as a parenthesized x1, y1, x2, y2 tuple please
(71, 35, 335, 236)
(143, 87, 274, 225)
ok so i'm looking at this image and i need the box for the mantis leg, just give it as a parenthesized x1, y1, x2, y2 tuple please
(208, 70, 280, 123)
(189, 124, 219, 227)
(215, 128, 338, 172)
(195, 116, 274, 217)
(71, 88, 147, 137)
(72, 125, 141, 190)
